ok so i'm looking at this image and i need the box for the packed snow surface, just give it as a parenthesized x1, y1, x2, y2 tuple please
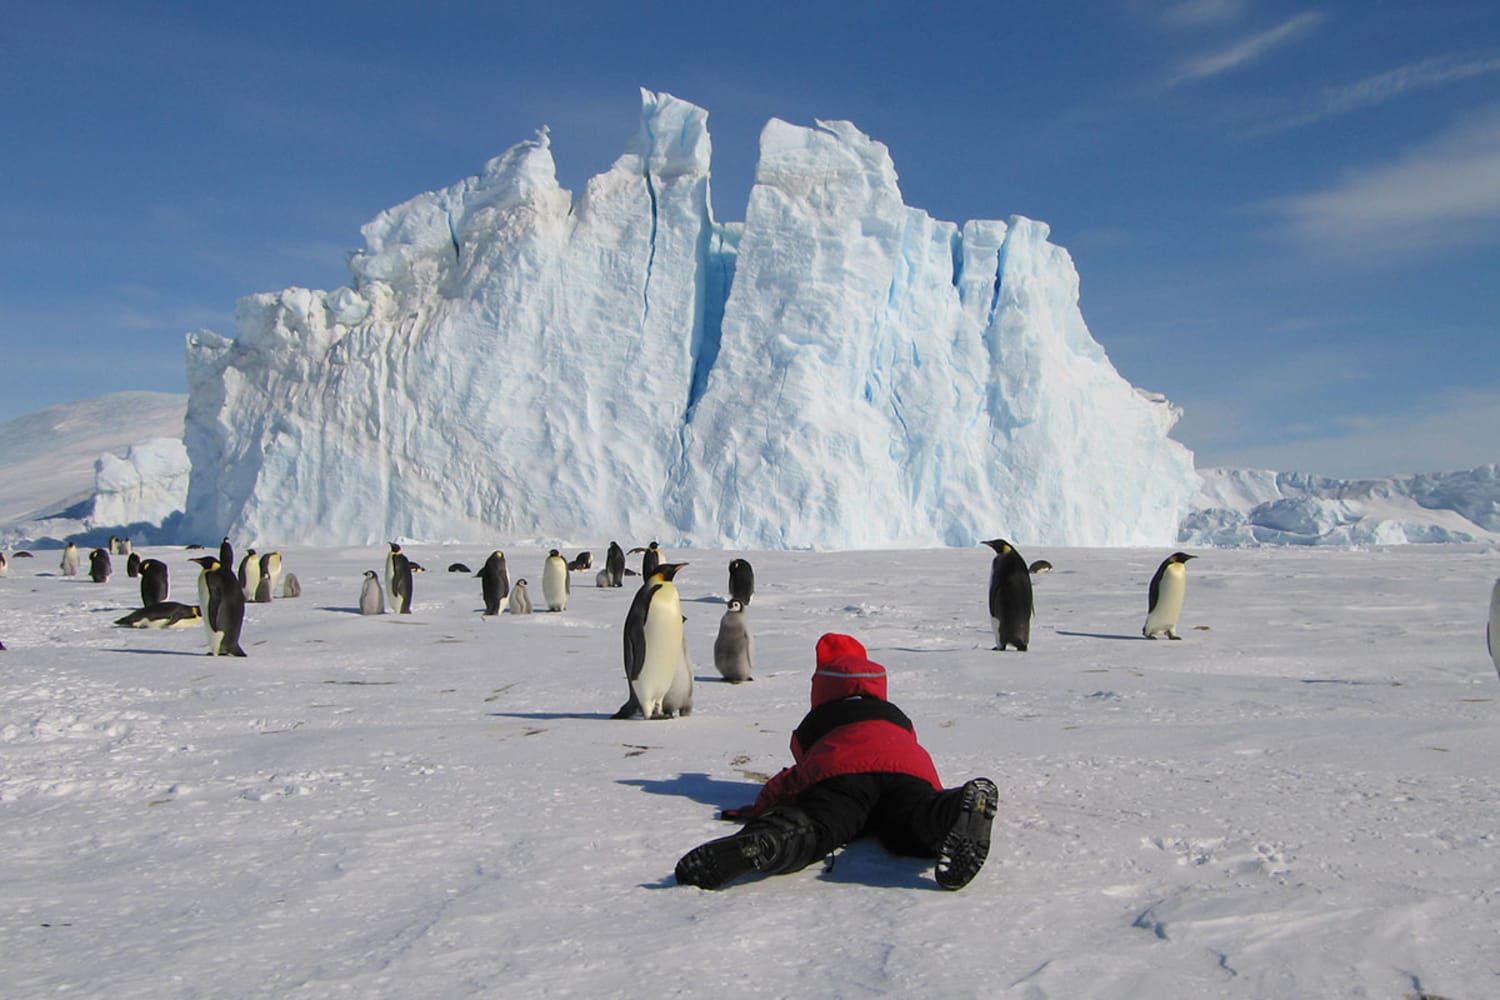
(183, 90, 1197, 549)
(3, 542, 1498, 998)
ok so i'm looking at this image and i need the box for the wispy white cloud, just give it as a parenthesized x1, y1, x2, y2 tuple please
(1172, 10, 1326, 85)
(1199, 387, 1500, 477)
(1267, 104, 1500, 255)
(1159, 0, 1246, 29)
(1265, 53, 1500, 132)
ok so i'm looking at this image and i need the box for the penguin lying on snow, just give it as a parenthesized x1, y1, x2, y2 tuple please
(115, 602, 202, 629)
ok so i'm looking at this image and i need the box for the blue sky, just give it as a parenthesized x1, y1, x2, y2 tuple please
(3, 0, 1497, 476)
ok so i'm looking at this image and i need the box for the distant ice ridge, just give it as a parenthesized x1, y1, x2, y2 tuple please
(183, 89, 1198, 549)
(1181, 466, 1500, 546)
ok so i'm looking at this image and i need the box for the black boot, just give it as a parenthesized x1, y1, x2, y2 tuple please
(675, 806, 823, 890)
(934, 778, 998, 890)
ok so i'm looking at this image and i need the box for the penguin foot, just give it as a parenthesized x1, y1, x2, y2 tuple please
(935, 778, 998, 891)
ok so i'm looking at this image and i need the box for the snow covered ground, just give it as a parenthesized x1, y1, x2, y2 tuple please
(3, 542, 1498, 998)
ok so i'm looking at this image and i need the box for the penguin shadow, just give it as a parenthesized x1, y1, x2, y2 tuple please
(683, 595, 731, 605)
(488, 710, 617, 721)
(106, 647, 219, 657)
(1054, 629, 1148, 641)
(319, 605, 366, 615)
(618, 771, 761, 810)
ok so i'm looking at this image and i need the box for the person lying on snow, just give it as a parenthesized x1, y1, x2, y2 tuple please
(675, 632, 997, 891)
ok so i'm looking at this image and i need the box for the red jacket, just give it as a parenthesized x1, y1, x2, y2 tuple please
(740, 633, 942, 817)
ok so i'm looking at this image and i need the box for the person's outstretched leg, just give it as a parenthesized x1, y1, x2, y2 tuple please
(933, 778, 998, 890)
(674, 806, 824, 889)
(874, 775, 999, 890)
(675, 775, 880, 889)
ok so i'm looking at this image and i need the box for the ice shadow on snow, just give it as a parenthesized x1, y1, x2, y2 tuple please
(618, 771, 761, 810)
(1055, 630, 1146, 641)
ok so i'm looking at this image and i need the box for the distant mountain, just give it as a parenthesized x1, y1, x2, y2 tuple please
(0, 392, 187, 525)
(0, 392, 188, 547)
(1180, 466, 1500, 546)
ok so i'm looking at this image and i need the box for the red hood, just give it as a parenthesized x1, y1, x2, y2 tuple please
(810, 633, 888, 707)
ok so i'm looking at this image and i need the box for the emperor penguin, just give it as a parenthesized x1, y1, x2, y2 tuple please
(728, 558, 755, 606)
(605, 542, 626, 587)
(126, 551, 141, 578)
(508, 579, 533, 615)
(1143, 552, 1197, 640)
(630, 542, 661, 580)
(255, 551, 281, 603)
(191, 554, 246, 656)
(119, 537, 132, 556)
(982, 538, 1033, 651)
(282, 573, 301, 598)
(661, 615, 694, 717)
(386, 543, 414, 614)
(542, 549, 570, 612)
(237, 549, 261, 600)
(613, 562, 689, 719)
(114, 602, 202, 629)
(358, 570, 385, 615)
(477, 550, 510, 615)
(1029, 559, 1054, 574)
(568, 551, 593, 572)
(713, 599, 755, 683)
(60, 542, 79, 576)
(88, 547, 112, 583)
(140, 558, 169, 606)
(0, 551, 7, 577)
(1486, 578, 1499, 684)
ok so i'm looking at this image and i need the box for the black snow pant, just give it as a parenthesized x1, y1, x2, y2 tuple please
(764, 772, 962, 872)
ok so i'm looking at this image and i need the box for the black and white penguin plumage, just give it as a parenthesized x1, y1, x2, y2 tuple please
(662, 615, 694, 718)
(508, 579, 533, 615)
(614, 562, 689, 719)
(88, 547, 112, 583)
(713, 599, 755, 683)
(1029, 559, 1054, 574)
(255, 552, 281, 604)
(982, 538, 1033, 651)
(386, 543, 413, 614)
(0, 551, 8, 577)
(60, 542, 79, 576)
(727, 558, 755, 607)
(477, 550, 510, 615)
(542, 549, 570, 612)
(605, 542, 626, 587)
(114, 602, 202, 629)
(1486, 578, 1499, 684)
(568, 551, 593, 572)
(192, 554, 246, 656)
(126, 552, 141, 578)
(358, 570, 385, 615)
(139, 558, 169, 606)
(1143, 552, 1197, 640)
(238, 549, 261, 599)
(629, 542, 662, 580)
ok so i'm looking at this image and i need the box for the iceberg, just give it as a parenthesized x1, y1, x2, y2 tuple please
(182, 90, 1198, 549)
